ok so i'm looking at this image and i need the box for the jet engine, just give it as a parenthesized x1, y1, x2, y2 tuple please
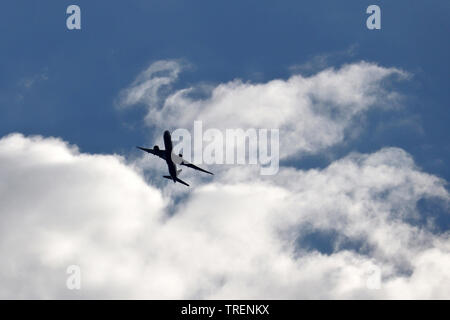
(154, 145, 159, 151)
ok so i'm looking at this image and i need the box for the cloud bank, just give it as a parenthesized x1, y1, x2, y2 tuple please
(0, 61, 448, 299)
(0, 137, 448, 299)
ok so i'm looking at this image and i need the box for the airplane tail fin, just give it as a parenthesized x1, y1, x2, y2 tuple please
(163, 175, 190, 187)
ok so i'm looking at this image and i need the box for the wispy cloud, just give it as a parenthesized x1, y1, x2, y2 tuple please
(116, 59, 185, 109)
(289, 44, 359, 74)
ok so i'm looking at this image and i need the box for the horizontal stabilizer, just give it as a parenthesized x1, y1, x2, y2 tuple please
(162, 175, 190, 187)
(175, 177, 190, 187)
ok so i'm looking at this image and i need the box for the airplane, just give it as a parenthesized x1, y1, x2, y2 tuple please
(137, 130, 213, 187)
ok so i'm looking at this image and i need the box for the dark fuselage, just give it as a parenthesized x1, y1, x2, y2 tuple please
(163, 130, 177, 181)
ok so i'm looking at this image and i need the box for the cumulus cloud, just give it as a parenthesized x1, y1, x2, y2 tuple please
(0, 134, 166, 298)
(1, 60, 447, 299)
(0, 134, 448, 299)
(119, 60, 408, 159)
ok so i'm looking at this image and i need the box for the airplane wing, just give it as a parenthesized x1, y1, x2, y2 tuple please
(137, 146, 167, 160)
(180, 159, 214, 175)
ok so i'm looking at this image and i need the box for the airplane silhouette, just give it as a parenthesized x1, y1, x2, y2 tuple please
(137, 130, 213, 186)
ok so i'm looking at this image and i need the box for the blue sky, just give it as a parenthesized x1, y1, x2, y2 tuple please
(0, 1, 449, 299)
(1, 0, 448, 181)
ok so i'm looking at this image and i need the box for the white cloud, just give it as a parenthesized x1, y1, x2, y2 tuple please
(0, 133, 448, 299)
(117, 60, 184, 109)
(0, 60, 447, 299)
(0, 133, 166, 298)
(119, 60, 408, 159)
